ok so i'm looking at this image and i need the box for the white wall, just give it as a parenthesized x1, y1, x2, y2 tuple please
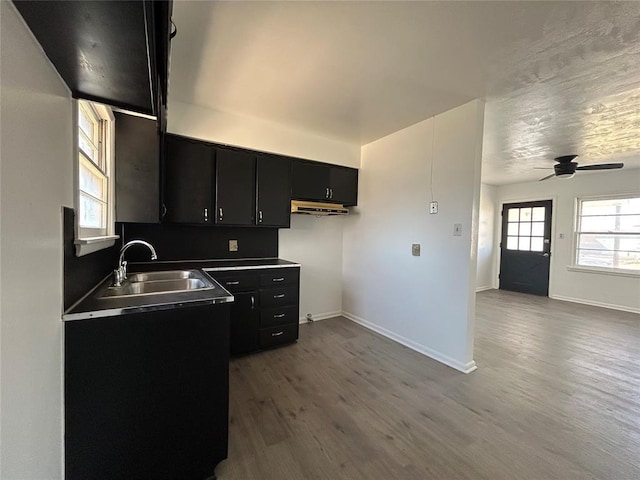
(1, 3, 72, 478)
(168, 101, 361, 168)
(167, 100, 361, 318)
(342, 100, 485, 373)
(476, 183, 497, 291)
(494, 169, 640, 313)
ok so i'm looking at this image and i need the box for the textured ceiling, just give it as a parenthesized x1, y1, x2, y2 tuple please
(169, 1, 640, 185)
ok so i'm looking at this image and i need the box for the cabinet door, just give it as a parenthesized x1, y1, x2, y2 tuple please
(329, 167, 358, 206)
(215, 148, 255, 225)
(163, 135, 213, 224)
(114, 113, 159, 223)
(291, 161, 330, 201)
(256, 155, 291, 227)
(229, 292, 260, 356)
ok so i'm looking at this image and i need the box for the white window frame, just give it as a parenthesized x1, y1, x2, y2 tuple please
(73, 100, 119, 256)
(570, 194, 640, 277)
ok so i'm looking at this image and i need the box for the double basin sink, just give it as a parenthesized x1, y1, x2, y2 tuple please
(100, 269, 216, 299)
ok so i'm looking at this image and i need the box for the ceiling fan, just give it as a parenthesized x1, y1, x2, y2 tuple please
(538, 155, 624, 181)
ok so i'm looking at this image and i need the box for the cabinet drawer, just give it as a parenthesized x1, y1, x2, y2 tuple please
(259, 324, 298, 349)
(259, 286, 298, 308)
(210, 272, 258, 293)
(260, 305, 299, 328)
(259, 269, 299, 287)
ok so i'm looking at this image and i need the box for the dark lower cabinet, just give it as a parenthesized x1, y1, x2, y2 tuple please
(65, 304, 230, 480)
(228, 292, 260, 356)
(209, 267, 300, 356)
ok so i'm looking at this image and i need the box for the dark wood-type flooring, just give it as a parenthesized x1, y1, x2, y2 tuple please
(217, 289, 640, 479)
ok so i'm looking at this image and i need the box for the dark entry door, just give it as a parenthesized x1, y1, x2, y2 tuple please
(499, 200, 552, 296)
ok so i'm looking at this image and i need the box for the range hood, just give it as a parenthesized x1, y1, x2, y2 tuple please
(291, 200, 349, 216)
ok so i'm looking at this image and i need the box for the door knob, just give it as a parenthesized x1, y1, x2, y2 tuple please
(542, 253, 550, 257)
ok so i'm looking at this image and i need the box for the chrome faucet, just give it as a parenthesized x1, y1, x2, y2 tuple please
(112, 240, 158, 287)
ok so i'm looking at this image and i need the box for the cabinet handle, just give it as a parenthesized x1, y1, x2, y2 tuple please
(273, 294, 285, 299)
(226, 281, 240, 286)
(204, 208, 208, 222)
(259, 210, 263, 223)
(161, 203, 167, 219)
(272, 277, 285, 282)
(325, 187, 330, 199)
(274, 313, 286, 318)
(251, 295, 255, 309)
(272, 331, 284, 337)
(219, 207, 223, 221)
(330, 188, 333, 199)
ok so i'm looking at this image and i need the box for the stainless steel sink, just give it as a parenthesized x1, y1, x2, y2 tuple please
(127, 270, 202, 283)
(99, 270, 216, 299)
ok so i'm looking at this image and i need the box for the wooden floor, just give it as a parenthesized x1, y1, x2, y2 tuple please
(216, 290, 640, 479)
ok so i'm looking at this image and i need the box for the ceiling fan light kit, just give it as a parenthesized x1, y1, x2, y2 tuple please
(538, 155, 624, 181)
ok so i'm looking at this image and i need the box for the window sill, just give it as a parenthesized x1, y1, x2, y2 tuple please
(74, 235, 119, 257)
(566, 265, 640, 278)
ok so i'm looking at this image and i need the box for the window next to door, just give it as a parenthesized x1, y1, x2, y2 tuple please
(74, 100, 119, 256)
(573, 195, 640, 275)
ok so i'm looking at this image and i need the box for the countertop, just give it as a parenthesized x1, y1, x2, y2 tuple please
(130, 257, 301, 272)
(63, 258, 300, 321)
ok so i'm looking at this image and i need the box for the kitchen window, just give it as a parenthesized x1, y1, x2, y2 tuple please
(574, 195, 640, 273)
(74, 100, 118, 255)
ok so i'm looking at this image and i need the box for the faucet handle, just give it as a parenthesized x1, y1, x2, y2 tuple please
(112, 268, 125, 287)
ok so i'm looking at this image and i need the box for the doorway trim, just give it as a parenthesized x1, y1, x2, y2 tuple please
(495, 195, 558, 297)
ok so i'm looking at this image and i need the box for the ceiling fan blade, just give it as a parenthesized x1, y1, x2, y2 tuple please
(533, 167, 553, 170)
(576, 163, 624, 171)
(538, 173, 556, 181)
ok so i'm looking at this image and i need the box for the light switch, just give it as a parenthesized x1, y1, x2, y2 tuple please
(453, 224, 462, 236)
(229, 239, 238, 252)
(412, 243, 421, 256)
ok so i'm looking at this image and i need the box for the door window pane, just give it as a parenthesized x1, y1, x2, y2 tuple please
(508, 209, 519, 222)
(519, 222, 532, 236)
(520, 208, 532, 222)
(518, 237, 531, 251)
(532, 207, 545, 221)
(531, 237, 544, 252)
(507, 237, 518, 250)
(507, 223, 519, 236)
(531, 222, 544, 236)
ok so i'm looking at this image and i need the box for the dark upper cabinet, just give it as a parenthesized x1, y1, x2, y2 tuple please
(163, 135, 213, 224)
(115, 113, 160, 223)
(14, 1, 173, 120)
(291, 161, 358, 206)
(329, 166, 358, 206)
(256, 155, 291, 228)
(291, 162, 331, 201)
(215, 148, 256, 226)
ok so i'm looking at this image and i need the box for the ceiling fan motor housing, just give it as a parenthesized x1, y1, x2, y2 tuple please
(554, 161, 578, 176)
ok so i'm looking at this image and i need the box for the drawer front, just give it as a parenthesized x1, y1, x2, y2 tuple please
(260, 305, 299, 328)
(259, 324, 298, 349)
(259, 286, 298, 308)
(211, 272, 258, 293)
(259, 268, 299, 287)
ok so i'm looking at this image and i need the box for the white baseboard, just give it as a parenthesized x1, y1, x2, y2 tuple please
(342, 311, 477, 374)
(550, 294, 640, 314)
(475, 285, 494, 292)
(299, 310, 342, 324)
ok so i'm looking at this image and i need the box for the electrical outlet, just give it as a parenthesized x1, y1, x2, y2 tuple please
(412, 243, 421, 256)
(453, 224, 462, 236)
(229, 239, 238, 252)
(429, 201, 438, 214)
